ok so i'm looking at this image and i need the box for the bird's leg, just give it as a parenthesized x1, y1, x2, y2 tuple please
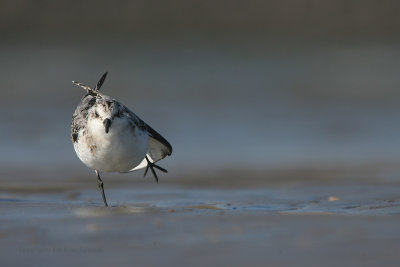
(95, 170, 108, 207)
(143, 156, 168, 184)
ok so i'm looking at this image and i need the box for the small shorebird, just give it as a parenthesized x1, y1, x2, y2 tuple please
(71, 72, 172, 206)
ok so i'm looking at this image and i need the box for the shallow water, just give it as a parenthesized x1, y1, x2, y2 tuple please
(1, 41, 400, 175)
(1, 185, 400, 267)
(2, 40, 400, 266)
(2, 185, 400, 216)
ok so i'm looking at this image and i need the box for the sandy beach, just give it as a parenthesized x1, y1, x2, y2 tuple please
(1, 173, 400, 267)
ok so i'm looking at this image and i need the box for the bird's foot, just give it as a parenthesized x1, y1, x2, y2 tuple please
(143, 156, 168, 183)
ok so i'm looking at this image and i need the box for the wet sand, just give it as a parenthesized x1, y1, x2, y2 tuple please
(1, 181, 400, 267)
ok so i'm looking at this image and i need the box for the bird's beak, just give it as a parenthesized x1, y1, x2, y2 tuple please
(103, 118, 112, 133)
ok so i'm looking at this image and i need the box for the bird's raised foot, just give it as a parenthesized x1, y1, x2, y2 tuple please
(143, 156, 168, 183)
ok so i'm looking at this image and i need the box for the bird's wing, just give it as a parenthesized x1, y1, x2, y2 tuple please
(145, 123, 173, 162)
(123, 107, 172, 172)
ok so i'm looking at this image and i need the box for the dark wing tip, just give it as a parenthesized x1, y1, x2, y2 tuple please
(166, 143, 173, 156)
(146, 124, 172, 156)
(94, 72, 108, 91)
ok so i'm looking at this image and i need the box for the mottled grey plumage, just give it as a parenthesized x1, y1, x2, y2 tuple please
(71, 96, 96, 143)
(71, 72, 172, 206)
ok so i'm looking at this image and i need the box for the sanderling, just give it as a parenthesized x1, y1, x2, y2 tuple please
(71, 72, 172, 206)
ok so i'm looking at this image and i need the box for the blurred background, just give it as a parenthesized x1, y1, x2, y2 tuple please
(1, 0, 400, 189)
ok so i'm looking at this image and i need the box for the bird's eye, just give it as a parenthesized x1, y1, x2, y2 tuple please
(94, 111, 99, 118)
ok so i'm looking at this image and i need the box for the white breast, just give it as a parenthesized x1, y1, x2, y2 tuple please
(74, 116, 149, 172)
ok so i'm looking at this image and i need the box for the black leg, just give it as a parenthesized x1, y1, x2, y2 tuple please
(143, 156, 168, 184)
(95, 170, 108, 207)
